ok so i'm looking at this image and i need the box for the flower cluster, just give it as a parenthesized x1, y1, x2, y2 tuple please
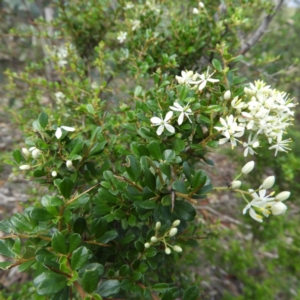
(144, 220, 182, 254)
(230, 161, 290, 222)
(215, 80, 295, 156)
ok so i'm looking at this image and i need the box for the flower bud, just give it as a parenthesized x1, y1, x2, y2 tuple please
(19, 164, 31, 170)
(51, 171, 58, 177)
(275, 191, 291, 202)
(224, 90, 231, 100)
(172, 220, 180, 227)
(22, 148, 30, 159)
(150, 236, 157, 242)
(173, 245, 183, 253)
(155, 221, 161, 230)
(66, 160, 73, 169)
(260, 176, 275, 190)
(193, 8, 199, 14)
(231, 180, 242, 189)
(144, 242, 150, 249)
(199, 1, 205, 8)
(241, 161, 255, 174)
(271, 202, 287, 216)
(165, 247, 171, 255)
(32, 149, 41, 159)
(169, 228, 178, 237)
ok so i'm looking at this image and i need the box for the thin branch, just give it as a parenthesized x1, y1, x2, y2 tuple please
(239, 0, 284, 55)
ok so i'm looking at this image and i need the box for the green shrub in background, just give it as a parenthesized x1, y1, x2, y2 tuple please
(0, 0, 299, 299)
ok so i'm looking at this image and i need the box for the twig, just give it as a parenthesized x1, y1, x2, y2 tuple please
(239, 0, 284, 55)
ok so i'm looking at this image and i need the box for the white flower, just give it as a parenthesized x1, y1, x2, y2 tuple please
(66, 160, 73, 170)
(150, 112, 175, 135)
(215, 115, 244, 148)
(193, 70, 220, 90)
(55, 91, 65, 104)
(242, 134, 259, 157)
(144, 242, 150, 248)
(169, 228, 178, 237)
(150, 236, 158, 242)
(22, 148, 30, 159)
(117, 31, 127, 43)
(32, 149, 41, 159)
(275, 191, 290, 201)
(131, 20, 141, 31)
(55, 126, 75, 139)
(260, 176, 275, 190)
(173, 245, 183, 252)
(231, 180, 242, 189)
(124, 2, 134, 9)
(169, 102, 192, 125)
(271, 202, 287, 215)
(51, 171, 57, 177)
(268, 136, 291, 156)
(224, 90, 231, 100)
(172, 220, 180, 227)
(155, 221, 161, 230)
(241, 161, 255, 174)
(19, 164, 31, 170)
(56, 45, 68, 67)
(193, 8, 199, 14)
(175, 70, 197, 86)
(165, 247, 171, 254)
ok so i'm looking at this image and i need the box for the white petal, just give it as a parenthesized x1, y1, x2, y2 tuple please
(61, 126, 75, 132)
(164, 111, 173, 121)
(178, 113, 184, 125)
(151, 117, 162, 124)
(165, 124, 175, 134)
(249, 208, 263, 222)
(156, 125, 164, 135)
(198, 80, 207, 90)
(55, 128, 62, 139)
(207, 78, 219, 83)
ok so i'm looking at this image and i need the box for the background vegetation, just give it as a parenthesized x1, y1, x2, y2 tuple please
(0, 0, 299, 299)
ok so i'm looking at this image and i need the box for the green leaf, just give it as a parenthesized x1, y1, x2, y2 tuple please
(192, 170, 207, 189)
(212, 59, 222, 72)
(82, 263, 104, 293)
(162, 150, 175, 163)
(30, 208, 54, 221)
(97, 230, 118, 244)
(139, 200, 158, 209)
(59, 177, 74, 199)
(148, 141, 162, 160)
(12, 237, 21, 256)
(52, 231, 68, 254)
(161, 290, 173, 300)
(12, 149, 25, 164)
(183, 162, 192, 182)
(174, 139, 185, 153)
(183, 286, 200, 300)
(68, 233, 82, 253)
(0, 262, 13, 270)
(0, 239, 17, 258)
(34, 271, 67, 295)
(128, 214, 136, 226)
(86, 104, 95, 114)
(18, 259, 35, 272)
(73, 217, 87, 235)
(174, 201, 196, 221)
(38, 112, 48, 129)
(89, 141, 107, 156)
(172, 181, 188, 193)
(134, 86, 142, 96)
(152, 283, 170, 293)
(0, 219, 12, 233)
(126, 155, 141, 181)
(97, 280, 120, 297)
(138, 127, 155, 140)
(207, 140, 219, 148)
(71, 246, 89, 270)
(11, 213, 34, 232)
